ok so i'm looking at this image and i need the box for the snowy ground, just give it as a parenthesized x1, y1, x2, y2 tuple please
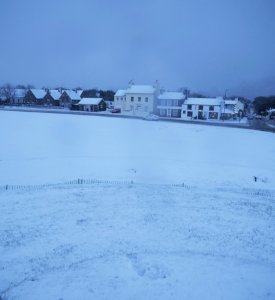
(0, 111, 275, 299)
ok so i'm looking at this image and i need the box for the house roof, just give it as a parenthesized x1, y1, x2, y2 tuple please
(78, 98, 103, 105)
(115, 89, 126, 97)
(76, 90, 83, 96)
(158, 92, 185, 100)
(184, 97, 224, 106)
(63, 90, 81, 100)
(14, 89, 26, 98)
(31, 89, 47, 99)
(49, 90, 61, 100)
(225, 100, 238, 105)
(126, 85, 155, 94)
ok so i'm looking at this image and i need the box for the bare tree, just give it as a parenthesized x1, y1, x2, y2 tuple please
(1, 84, 15, 104)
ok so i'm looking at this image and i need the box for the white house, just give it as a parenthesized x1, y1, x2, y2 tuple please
(114, 89, 126, 109)
(182, 97, 224, 120)
(225, 99, 245, 113)
(13, 89, 26, 104)
(114, 81, 160, 114)
(157, 92, 185, 118)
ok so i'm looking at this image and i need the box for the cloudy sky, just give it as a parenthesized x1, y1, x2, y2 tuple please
(0, 0, 274, 99)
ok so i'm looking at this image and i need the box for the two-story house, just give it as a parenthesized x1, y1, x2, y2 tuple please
(182, 97, 224, 120)
(114, 81, 160, 114)
(24, 89, 47, 105)
(224, 99, 245, 118)
(157, 92, 185, 118)
(60, 90, 81, 108)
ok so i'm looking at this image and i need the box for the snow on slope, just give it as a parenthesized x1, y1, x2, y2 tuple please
(0, 111, 274, 188)
(0, 111, 275, 299)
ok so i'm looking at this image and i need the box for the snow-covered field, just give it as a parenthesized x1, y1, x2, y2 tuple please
(0, 111, 275, 300)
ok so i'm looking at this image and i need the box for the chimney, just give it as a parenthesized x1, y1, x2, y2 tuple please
(154, 80, 160, 95)
(128, 80, 133, 88)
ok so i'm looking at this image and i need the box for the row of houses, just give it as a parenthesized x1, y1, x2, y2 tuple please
(0, 88, 108, 112)
(114, 81, 245, 120)
(0, 83, 245, 120)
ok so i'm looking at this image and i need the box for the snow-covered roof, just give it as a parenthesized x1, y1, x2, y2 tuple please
(49, 90, 61, 100)
(158, 92, 185, 100)
(63, 90, 81, 100)
(31, 89, 47, 99)
(184, 98, 224, 106)
(126, 85, 155, 94)
(225, 100, 238, 105)
(76, 90, 83, 96)
(78, 98, 103, 105)
(14, 89, 26, 98)
(115, 90, 126, 97)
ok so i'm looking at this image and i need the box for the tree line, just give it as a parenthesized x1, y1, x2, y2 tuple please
(253, 96, 275, 114)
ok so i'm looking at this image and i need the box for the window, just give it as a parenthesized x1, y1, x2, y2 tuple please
(172, 109, 180, 117)
(131, 97, 134, 102)
(198, 105, 203, 110)
(187, 111, 193, 117)
(182, 110, 186, 114)
(209, 105, 214, 111)
(167, 100, 172, 106)
(120, 97, 123, 101)
(187, 104, 192, 110)
(145, 97, 148, 102)
(172, 100, 178, 106)
(138, 97, 141, 102)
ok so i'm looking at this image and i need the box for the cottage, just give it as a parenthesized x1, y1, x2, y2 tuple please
(78, 98, 106, 112)
(182, 97, 224, 120)
(223, 99, 245, 119)
(157, 92, 185, 118)
(24, 89, 47, 105)
(114, 81, 160, 113)
(43, 90, 62, 106)
(60, 90, 81, 108)
(12, 89, 26, 104)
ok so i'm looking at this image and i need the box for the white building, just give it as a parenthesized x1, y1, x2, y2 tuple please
(157, 92, 185, 118)
(114, 81, 160, 114)
(114, 89, 126, 109)
(182, 97, 224, 120)
(225, 99, 245, 113)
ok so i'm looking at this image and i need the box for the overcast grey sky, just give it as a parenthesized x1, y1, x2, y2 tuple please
(0, 0, 275, 99)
